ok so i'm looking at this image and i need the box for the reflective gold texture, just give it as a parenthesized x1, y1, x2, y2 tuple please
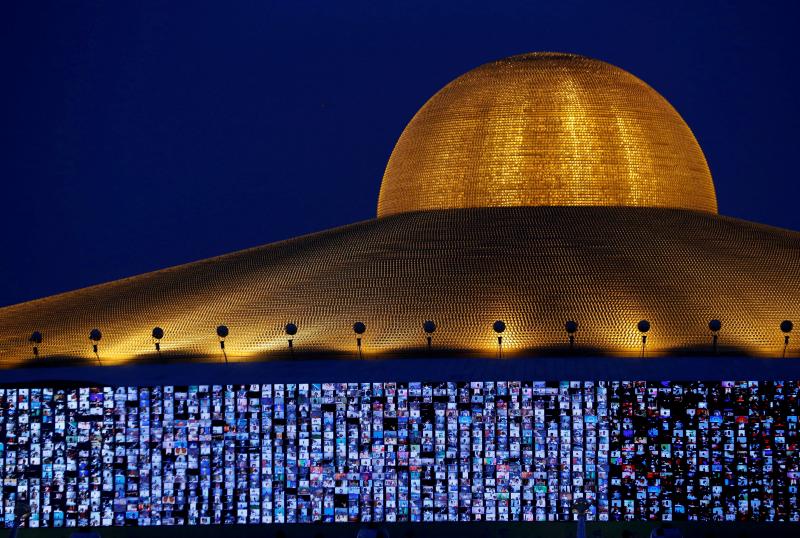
(378, 53, 717, 218)
(0, 207, 797, 366)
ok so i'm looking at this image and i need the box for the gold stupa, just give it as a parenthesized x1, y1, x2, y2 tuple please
(0, 52, 797, 366)
(379, 53, 717, 216)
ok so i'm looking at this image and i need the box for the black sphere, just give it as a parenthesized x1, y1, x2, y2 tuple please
(285, 323, 298, 336)
(423, 320, 437, 334)
(493, 320, 506, 334)
(152, 327, 164, 340)
(353, 322, 367, 335)
(708, 319, 722, 333)
(637, 320, 651, 333)
(781, 320, 794, 333)
(29, 331, 43, 344)
(216, 325, 229, 338)
(89, 328, 102, 342)
(565, 320, 578, 334)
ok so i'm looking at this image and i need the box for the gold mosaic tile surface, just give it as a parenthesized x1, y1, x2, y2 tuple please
(378, 53, 717, 217)
(0, 207, 797, 366)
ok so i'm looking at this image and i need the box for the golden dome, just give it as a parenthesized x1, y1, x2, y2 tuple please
(378, 52, 717, 217)
(1, 53, 798, 367)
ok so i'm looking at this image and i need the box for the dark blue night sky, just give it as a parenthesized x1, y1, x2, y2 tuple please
(2, 1, 798, 307)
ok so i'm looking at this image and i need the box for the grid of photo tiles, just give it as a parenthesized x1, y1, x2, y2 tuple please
(1, 381, 798, 527)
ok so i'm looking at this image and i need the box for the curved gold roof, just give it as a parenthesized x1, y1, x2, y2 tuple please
(378, 53, 717, 217)
(0, 207, 797, 366)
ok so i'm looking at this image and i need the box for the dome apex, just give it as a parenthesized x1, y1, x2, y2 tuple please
(378, 52, 717, 217)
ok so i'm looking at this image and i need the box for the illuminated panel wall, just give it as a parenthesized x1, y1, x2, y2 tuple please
(0, 381, 798, 527)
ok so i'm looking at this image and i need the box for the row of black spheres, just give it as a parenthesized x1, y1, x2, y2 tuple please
(25, 318, 795, 359)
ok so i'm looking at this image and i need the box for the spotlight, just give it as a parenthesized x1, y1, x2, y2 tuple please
(637, 320, 650, 358)
(781, 320, 793, 358)
(708, 319, 721, 354)
(89, 328, 102, 364)
(29, 330, 42, 358)
(565, 320, 578, 352)
(285, 323, 298, 356)
(216, 325, 229, 363)
(423, 320, 437, 350)
(353, 322, 366, 359)
(152, 327, 164, 356)
(493, 320, 506, 358)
